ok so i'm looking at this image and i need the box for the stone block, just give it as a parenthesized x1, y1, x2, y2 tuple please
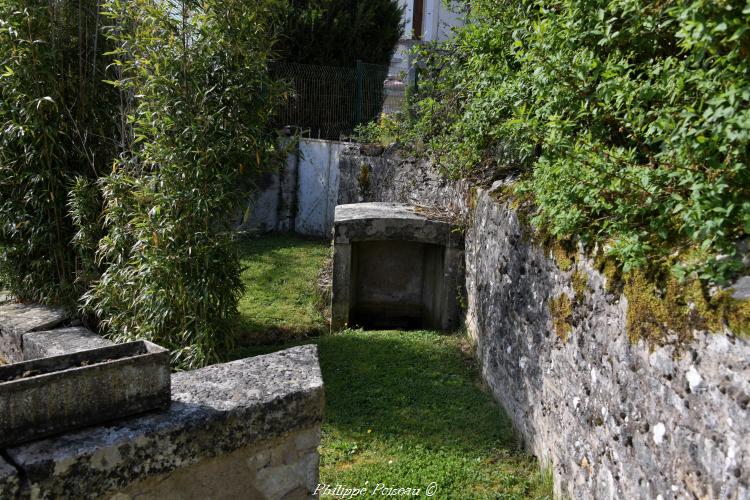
(22, 326, 113, 360)
(5, 345, 324, 499)
(0, 457, 19, 499)
(332, 202, 463, 330)
(0, 302, 67, 363)
(0, 340, 170, 447)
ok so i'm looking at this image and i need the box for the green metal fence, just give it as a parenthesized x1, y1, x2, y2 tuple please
(271, 61, 390, 140)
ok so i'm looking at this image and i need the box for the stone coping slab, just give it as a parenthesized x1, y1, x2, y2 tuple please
(23, 326, 114, 361)
(0, 302, 68, 363)
(334, 202, 463, 249)
(4, 345, 324, 499)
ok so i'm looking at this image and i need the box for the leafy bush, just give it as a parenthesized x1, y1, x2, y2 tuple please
(0, 0, 117, 305)
(403, 0, 750, 284)
(275, 0, 403, 67)
(81, 0, 283, 368)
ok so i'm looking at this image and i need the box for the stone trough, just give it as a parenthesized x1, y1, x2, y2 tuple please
(332, 202, 464, 330)
(0, 296, 325, 498)
(0, 340, 171, 447)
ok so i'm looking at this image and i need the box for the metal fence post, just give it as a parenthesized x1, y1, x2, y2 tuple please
(354, 60, 364, 127)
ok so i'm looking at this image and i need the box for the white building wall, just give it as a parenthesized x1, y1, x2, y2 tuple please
(389, 1, 466, 78)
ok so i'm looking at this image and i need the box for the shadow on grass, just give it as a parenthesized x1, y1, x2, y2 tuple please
(228, 330, 551, 498)
(318, 330, 518, 454)
(235, 234, 330, 344)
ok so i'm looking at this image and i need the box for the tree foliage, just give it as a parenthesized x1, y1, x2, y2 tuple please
(1, 0, 283, 368)
(84, 0, 283, 368)
(401, 0, 750, 284)
(275, 0, 403, 67)
(0, 0, 117, 305)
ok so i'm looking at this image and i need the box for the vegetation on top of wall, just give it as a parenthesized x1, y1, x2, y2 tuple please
(379, 0, 750, 290)
(275, 0, 403, 67)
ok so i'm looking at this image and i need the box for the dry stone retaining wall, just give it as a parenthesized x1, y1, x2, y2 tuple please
(338, 146, 750, 499)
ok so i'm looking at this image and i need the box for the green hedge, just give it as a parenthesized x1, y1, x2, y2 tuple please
(406, 0, 750, 284)
(1, 0, 283, 368)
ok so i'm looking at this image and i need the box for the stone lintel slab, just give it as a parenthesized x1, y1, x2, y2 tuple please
(0, 457, 19, 499)
(334, 202, 463, 249)
(5, 345, 324, 499)
(23, 326, 114, 360)
(0, 302, 68, 363)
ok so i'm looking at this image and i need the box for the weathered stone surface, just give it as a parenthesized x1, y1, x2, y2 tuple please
(334, 202, 463, 248)
(466, 193, 750, 499)
(0, 341, 171, 448)
(0, 302, 67, 363)
(0, 457, 19, 499)
(338, 146, 472, 216)
(23, 326, 113, 360)
(731, 276, 750, 300)
(5, 345, 324, 499)
(339, 148, 750, 499)
(332, 202, 464, 330)
(111, 426, 320, 500)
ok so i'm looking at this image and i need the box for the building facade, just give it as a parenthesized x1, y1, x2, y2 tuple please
(389, 0, 466, 78)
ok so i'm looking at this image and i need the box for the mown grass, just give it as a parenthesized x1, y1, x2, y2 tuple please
(232, 330, 552, 499)
(236, 234, 330, 344)
(232, 234, 551, 498)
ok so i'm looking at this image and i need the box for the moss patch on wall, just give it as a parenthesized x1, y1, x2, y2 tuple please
(572, 270, 589, 304)
(549, 240, 576, 272)
(357, 163, 371, 198)
(624, 270, 750, 345)
(492, 187, 750, 344)
(550, 293, 573, 342)
(594, 254, 624, 295)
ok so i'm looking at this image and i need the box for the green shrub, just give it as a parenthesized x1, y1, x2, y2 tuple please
(275, 0, 403, 67)
(403, 0, 750, 285)
(0, 0, 117, 305)
(80, 0, 283, 368)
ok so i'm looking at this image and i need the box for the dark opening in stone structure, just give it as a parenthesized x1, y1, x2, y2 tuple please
(332, 203, 464, 330)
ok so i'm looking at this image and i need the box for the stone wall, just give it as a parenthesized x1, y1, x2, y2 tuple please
(0, 299, 324, 500)
(338, 146, 750, 499)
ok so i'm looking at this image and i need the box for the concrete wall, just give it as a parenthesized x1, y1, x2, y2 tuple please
(296, 139, 348, 236)
(337, 146, 750, 499)
(240, 138, 350, 238)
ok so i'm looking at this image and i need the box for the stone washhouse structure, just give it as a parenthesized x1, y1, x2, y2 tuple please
(332, 202, 464, 331)
(0, 299, 324, 499)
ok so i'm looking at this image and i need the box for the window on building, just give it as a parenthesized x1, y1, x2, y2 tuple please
(412, 0, 424, 40)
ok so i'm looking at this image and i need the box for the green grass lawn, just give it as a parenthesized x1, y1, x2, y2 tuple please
(232, 330, 552, 499)
(236, 234, 330, 344)
(232, 234, 550, 498)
